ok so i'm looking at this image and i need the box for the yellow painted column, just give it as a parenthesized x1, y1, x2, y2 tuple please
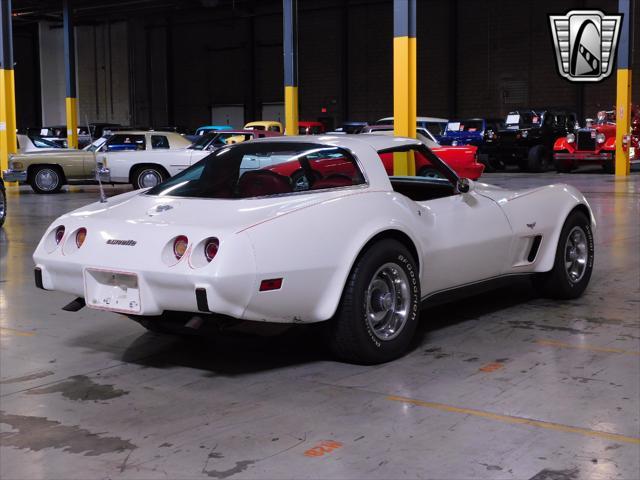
(283, 0, 299, 136)
(0, 0, 17, 176)
(615, 0, 632, 177)
(615, 70, 631, 176)
(284, 86, 298, 136)
(393, 0, 417, 176)
(65, 97, 78, 149)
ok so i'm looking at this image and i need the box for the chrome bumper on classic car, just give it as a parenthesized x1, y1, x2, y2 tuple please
(95, 166, 111, 183)
(2, 169, 27, 182)
(553, 152, 613, 161)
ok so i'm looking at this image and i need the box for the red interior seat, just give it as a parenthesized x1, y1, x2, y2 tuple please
(238, 170, 292, 197)
(310, 174, 353, 190)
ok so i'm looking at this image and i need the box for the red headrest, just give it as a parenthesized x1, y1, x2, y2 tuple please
(238, 170, 292, 197)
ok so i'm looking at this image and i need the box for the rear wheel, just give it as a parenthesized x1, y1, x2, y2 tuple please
(30, 166, 64, 194)
(132, 166, 167, 189)
(327, 239, 420, 364)
(532, 210, 594, 299)
(527, 145, 550, 172)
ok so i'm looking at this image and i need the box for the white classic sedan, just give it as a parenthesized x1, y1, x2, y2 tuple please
(33, 135, 595, 364)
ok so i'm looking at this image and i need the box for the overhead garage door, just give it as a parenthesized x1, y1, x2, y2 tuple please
(261, 103, 284, 123)
(211, 105, 245, 129)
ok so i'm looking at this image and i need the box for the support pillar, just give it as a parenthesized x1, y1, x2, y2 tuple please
(615, 0, 632, 176)
(283, 0, 298, 136)
(63, 0, 78, 148)
(393, 0, 417, 176)
(0, 0, 17, 174)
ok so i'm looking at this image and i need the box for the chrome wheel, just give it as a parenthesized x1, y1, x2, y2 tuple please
(564, 226, 588, 283)
(419, 168, 442, 179)
(365, 262, 411, 341)
(292, 173, 309, 191)
(138, 169, 162, 188)
(35, 168, 60, 192)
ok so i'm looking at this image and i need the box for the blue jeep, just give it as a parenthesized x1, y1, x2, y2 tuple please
(439, 118, 504, 147)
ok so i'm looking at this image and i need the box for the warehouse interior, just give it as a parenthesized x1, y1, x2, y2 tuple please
(1, 1, 639, 479)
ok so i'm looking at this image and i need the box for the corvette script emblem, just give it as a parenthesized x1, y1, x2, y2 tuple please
(106, 239, 137, 246)
(549, 10, 622, 83)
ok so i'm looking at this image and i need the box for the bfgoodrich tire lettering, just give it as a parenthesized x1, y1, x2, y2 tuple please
(532, 210, 594, 299)
(328, 239, 420, 364)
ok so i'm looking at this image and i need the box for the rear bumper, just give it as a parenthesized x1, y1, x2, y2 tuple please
(34, 259, 252, 318)
(2, 169, 27, 182)
(458, 163, 485, 180)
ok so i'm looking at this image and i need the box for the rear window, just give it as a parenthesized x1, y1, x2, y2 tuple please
(151, 135, 170, 149)
(147, 142, 366, 199)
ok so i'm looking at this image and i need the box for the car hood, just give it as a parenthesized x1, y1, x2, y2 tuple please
(475, 181, 550, 203)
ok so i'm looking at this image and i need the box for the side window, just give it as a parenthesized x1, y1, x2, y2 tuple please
(106, 134, 146, 152)
(151, 135, 170, 149)
(268, 125, 281, 132)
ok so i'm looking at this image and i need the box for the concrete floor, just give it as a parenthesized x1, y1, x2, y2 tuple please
(1, 170, 639, 480)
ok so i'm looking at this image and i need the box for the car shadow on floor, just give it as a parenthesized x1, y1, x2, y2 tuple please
(110, 278, 539, 376)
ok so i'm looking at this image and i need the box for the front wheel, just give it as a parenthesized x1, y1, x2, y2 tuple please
(327, 239, 420, 364)
(527, 145, 550, 172)
(532, 210, 594, 299)
(603, 153, 615, 173)
(132, 166, 167, 189)
(30, 166, 64, 194)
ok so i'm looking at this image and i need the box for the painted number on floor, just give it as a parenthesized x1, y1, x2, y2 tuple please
(304, 440, 343, 457)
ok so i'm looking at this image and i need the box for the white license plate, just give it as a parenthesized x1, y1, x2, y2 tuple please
(84, 268, 141, 314)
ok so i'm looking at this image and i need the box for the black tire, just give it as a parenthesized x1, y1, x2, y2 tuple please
(602, 154, 615, 174)
(327, 239, 420, 364)
(527, 145, 550, 173)
(131, 165, 168, 190)
(0, 186, 6, 227)
(291, 170, 311, 191)
(532, 210, 594, 299)
(29, 165, 64, 194)
(417, 167, 443, 179)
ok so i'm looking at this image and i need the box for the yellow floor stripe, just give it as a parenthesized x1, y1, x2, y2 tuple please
(387, 395, 640, 445)
(0, 327, 35, 337)
(537, 339, 640, 356)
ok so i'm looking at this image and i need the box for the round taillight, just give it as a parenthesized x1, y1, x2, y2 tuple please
(204, 238, 219, 262)
(54, 226, 65, 244)
(75, 228, 87, 248)
(173, 235, 188, 260)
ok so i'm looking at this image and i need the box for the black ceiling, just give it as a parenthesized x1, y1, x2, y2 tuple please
(11, 0, 261, 24)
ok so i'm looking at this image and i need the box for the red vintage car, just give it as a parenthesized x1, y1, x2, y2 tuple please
(266, 141, 484, 190)
(553, 108, 639, 173)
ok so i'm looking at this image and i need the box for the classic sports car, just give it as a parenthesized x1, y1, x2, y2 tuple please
(3, 130, 192, 192)
(33, 135, 594, 364)
(553, 108, 640, 173)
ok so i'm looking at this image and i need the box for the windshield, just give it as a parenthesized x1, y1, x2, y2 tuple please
(505, 112, 541, 128)
(84, 136, 110, 152)
(147, 142, 366, 199)
(189, 132, 253, 151)
(418, 121, 447, 136)
(445, 120, 484, 133)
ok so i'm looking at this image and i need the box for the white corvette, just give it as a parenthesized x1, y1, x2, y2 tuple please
(33, 135, 595, 364)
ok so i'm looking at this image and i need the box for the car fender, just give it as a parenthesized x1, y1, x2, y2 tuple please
(553, 137, 573, 152)
(242, 190, 422, 323)
(603, 136, 616, 150)
(496, 184, 594, 272)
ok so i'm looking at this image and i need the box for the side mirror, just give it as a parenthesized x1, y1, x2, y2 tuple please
(456, 178, 474, 194)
